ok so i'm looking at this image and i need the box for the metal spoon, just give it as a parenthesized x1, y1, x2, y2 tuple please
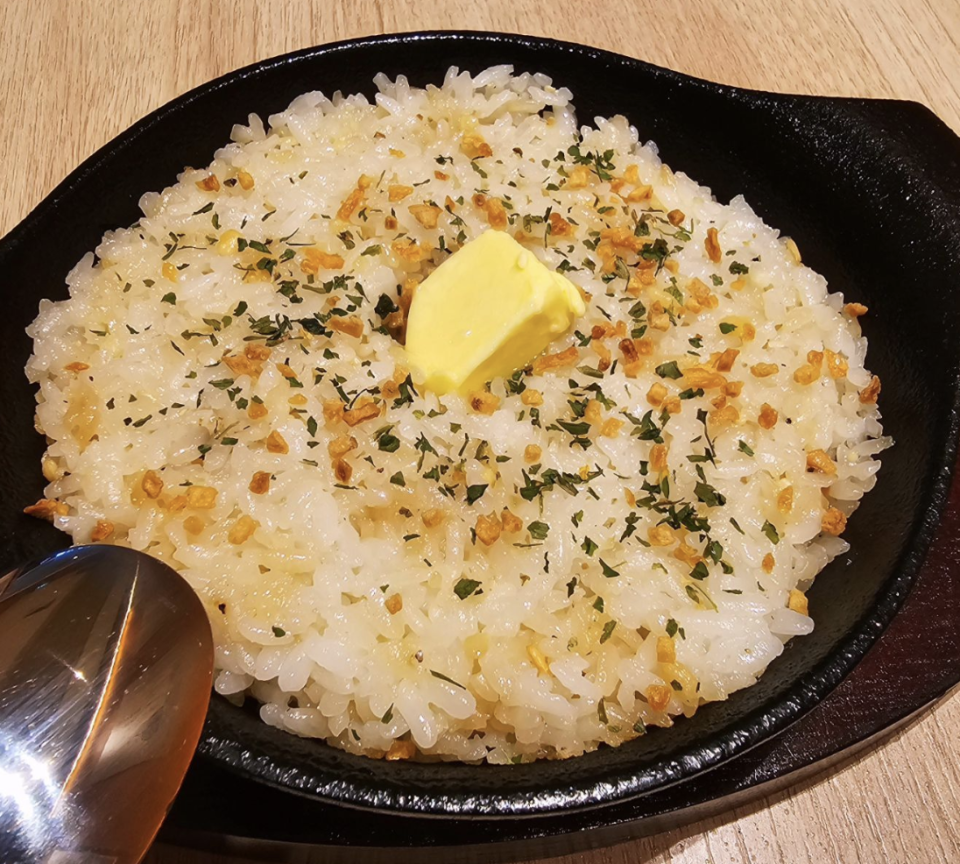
(0, 545, 214, 863)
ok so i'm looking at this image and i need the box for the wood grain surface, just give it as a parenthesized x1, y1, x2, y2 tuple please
(3, 1, 959, 862)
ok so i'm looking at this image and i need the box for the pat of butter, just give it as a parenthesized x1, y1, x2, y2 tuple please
(405, 230, 585, 395)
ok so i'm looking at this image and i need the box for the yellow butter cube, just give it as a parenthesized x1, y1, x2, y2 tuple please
(405, 230, 585, 395)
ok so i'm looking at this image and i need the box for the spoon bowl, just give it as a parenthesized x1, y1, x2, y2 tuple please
(0, 545, 213, 863)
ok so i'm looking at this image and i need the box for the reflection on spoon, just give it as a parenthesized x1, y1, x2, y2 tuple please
(0, 545, 213, 863)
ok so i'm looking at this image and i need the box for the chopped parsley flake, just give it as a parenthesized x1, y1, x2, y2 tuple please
(694, 481, 726, 508)
(600, 620, 617, 643)
(430, 669, 466, 689)
(376, 426, 401, 453)
(375, 293, 398, 317)
(762, 521, 781, 544)
(465, 484, 488, 505)
(527, 521, 550, 540)
(599, 559, 620, 578)
(454, 577, 481, 599)
(655, 361, 682, 380)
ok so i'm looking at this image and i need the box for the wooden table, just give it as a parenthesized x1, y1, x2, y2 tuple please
(3, 1, 959, 861)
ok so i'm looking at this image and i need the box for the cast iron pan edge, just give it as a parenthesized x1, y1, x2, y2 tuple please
(3, 31, 960, 820)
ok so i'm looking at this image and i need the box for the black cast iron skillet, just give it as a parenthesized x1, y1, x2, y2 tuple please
(2, 31, 960, 822)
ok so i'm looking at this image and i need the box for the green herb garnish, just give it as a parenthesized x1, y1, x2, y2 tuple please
(762, 521, 781, 544)
(655, 361, 682, 380)
(454, 577, 481, 600)
(599, 559, 620, 578)
(527, 521, 550, 540)
(465, 484, 488, 505)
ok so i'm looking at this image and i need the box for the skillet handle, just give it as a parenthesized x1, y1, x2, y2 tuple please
(844, 99, 960, 207)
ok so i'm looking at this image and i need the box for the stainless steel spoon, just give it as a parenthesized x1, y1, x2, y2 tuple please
(0, 545, 214, 863)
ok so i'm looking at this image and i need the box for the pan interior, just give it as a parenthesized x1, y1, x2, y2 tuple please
(1, 32, 957, 816)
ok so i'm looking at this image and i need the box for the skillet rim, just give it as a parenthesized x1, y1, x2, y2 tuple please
(3, 29, 959, 819)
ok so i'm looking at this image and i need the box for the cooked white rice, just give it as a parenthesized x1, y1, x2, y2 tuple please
(25, 66, 889, 764)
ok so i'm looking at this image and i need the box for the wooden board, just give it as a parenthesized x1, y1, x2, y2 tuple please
(3, 2, 960, 862)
